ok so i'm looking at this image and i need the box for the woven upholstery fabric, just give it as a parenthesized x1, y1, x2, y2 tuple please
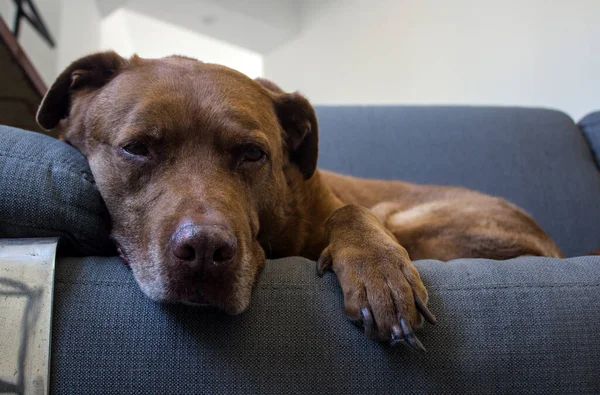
(579, 111, 600, 169)
(52, 255, 600, 394)
(315, 106, 600, 257)
(0, 125, 113, 255)
(4, 106, 600, 257)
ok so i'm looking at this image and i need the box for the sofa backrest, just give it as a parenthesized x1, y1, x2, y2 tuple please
(315, 106, 600, 257)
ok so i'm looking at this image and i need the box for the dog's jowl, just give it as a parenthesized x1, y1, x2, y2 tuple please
(37, 52, 562, 350)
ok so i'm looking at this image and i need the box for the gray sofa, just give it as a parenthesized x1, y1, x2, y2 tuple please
(1, 106, 600, 393)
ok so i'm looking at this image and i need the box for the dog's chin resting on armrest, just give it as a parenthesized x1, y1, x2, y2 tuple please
(36, 51, 562, 350)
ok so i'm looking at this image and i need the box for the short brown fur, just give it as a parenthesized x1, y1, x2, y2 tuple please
(37, 52, 562, 348)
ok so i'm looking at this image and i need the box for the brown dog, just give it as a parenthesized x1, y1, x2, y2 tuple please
(36, 52, 562, 351)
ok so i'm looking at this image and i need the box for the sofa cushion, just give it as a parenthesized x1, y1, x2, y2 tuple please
(0, 125, 113, 255)
(3, 106, 600, 257)
(579, 111, 600, 168)
(51, 255, 600, 394)
(315, 106, 600, 257)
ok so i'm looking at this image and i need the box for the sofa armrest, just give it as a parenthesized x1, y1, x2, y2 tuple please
(51, 255, 600, 393)
(580, 111, 600, 169)
(0, 125, 113, 256)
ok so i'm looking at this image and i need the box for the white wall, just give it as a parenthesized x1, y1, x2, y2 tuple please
(56, 0, 102, 73)
(100, 9, 134, 58)
(266, 0, 600, 120)
(1, 2, 263, 84)
(101, 9, 263, 79)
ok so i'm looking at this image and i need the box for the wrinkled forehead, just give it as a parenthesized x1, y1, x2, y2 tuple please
(96, 58, 278, 142)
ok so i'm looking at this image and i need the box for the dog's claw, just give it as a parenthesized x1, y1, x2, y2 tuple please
(400, 318, 426, 353)
(389, 324, 404, 346)
(414, 294, 437, 325)
(316, 251, 332, 277)
(405, 334, 426, 353)
(361, 307, 376, 339)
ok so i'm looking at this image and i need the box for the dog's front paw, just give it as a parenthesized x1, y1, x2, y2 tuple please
(317, 240, 436, 351)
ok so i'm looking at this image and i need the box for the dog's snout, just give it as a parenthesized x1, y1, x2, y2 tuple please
(169, 222, 237, 270)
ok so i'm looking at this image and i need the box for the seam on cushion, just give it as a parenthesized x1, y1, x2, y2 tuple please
(0, 152, 95, 185)
(53, 280, 312, 290)
(249, 284, 323, 290)
(0, 218, 107, 251)
(53, 280, 325, 290)
(0, 216, 107, 240)
(55, 280, 134, 286)
(427, 283, 600, 291)
(53, 279, 600, 290)
(1, 195, 107, 218)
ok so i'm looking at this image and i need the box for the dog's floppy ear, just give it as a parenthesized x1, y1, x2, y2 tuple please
(37, 51, 127, 130)
(256, 78, 319, 180)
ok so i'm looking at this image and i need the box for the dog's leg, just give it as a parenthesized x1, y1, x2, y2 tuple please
(316, 204, 436, 350)
(370, 200, 563, 261)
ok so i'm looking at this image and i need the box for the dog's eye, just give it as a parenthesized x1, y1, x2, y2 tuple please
(122, 142, 149, 157)
(242, 146, 266, 163)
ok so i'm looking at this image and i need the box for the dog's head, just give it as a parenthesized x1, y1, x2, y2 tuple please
(37, 52, 318, 314)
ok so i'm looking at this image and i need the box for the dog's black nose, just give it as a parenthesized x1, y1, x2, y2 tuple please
(169, 222, 237, 270)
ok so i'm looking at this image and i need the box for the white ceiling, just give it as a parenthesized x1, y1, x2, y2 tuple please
(95, 0, 322, 53)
